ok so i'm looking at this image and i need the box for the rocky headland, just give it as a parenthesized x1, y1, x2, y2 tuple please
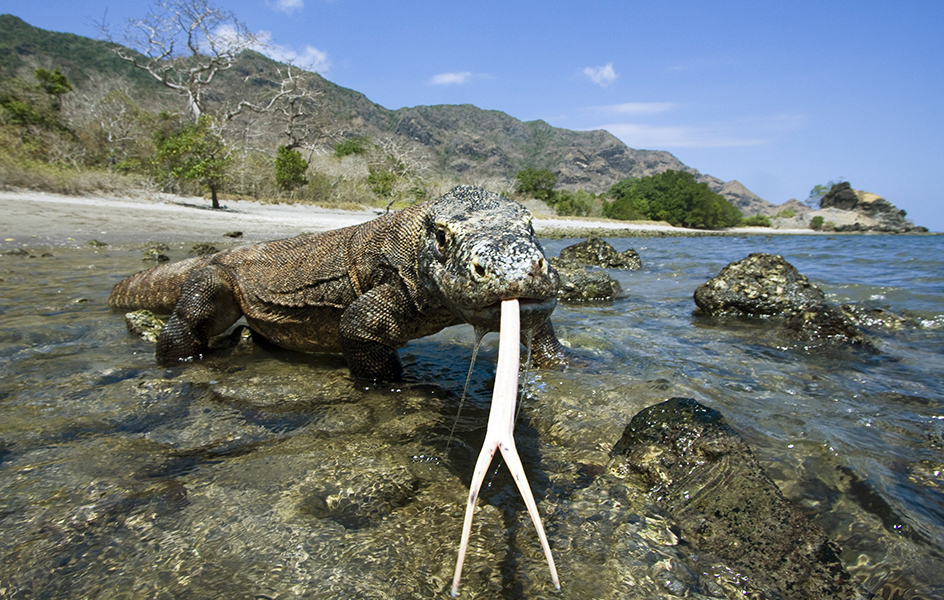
(770, 182, 927, 233)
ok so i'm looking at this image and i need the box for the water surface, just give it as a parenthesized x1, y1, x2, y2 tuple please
(1, 234, 942, 598)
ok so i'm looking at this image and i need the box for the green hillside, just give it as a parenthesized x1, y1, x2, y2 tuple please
(0, 13, 770, 215)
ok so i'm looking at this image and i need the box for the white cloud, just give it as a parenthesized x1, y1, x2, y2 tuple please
(273, 0, 304, 15)
(429, 71, 473, 85)
(595, 102, 680, 116)
(266, 42, 331, 72)
(583, 63, 617, 87)
(599, 123, 768, 149)
(227, 27, 330, 72)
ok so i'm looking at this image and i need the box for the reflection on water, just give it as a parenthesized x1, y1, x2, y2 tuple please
(1, 234, 942, 598)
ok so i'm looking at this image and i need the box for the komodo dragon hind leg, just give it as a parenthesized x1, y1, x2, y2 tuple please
(156, 266, 243, 364)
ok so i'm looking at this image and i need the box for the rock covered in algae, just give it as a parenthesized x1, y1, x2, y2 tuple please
(189, 243, 219, 256)
(550, 238, 636, 302)
(124, 310, 165, 343)
(610, 397, 864, 600)
(694, 252, 875, 349)
(558, 237, 642, 270)
(693, 252, 825, 316)
(550, 256, 622, 302)
(783, 303, 875, 350)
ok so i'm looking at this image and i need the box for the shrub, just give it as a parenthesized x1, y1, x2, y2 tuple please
(605, 170, 742, 229)
(333, 137, 368, 158)
(367, 168, 397, 197)
(550, 189, 592, 216)
(810, 216, 824, 231)
(742, 214, 772, 227)
(515, 168, 556, 201)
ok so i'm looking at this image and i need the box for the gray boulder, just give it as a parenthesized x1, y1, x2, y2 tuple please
(558, 237, 641, 269)
(694, 253, 825, 316)
(611, 398, 863, 600)
(695, 253, 873, 348)
(550, 257, 622, 302)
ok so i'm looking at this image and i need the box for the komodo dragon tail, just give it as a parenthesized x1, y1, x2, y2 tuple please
(108, 255, 216, 314)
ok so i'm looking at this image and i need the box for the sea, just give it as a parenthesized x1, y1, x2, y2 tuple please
(0, 232, 941, 598)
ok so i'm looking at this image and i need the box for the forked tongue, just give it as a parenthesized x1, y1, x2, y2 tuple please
(451, 299, 560, 596)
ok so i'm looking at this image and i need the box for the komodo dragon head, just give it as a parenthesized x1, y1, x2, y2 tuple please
(417, 186, 559, 333)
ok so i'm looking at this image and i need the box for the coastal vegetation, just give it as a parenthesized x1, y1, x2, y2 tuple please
(603, 170, 743, 229)
(3, 9, 919, 231)
(0, 7, 765, 224)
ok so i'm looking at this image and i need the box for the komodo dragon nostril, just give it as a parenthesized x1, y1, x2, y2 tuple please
(473, 261, 487, 279)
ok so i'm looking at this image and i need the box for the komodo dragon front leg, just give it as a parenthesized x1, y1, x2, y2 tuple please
(337, 282, 421, 380)
(156, 265, 243, 364)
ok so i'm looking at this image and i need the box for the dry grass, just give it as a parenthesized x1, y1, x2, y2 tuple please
(0, 155, 154, 197)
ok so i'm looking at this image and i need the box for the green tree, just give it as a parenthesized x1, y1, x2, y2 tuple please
(33, 68, 72, 110)
(551, 189, 593, 216)
(604, 178, 649, 220)
(367, 167, 397, 197)
(274, 145, 308, 192)
(604, 170, 742, 229)
(155, 114, 229, 208)
(515, 168, 556, 201)
(806, 178, 845, 209)
(334, 137, 368, 157)
(0, 68, 73, 132)
(810, 216, 824, 231)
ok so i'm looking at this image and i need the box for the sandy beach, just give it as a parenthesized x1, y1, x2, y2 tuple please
(0, 190, 803, 250)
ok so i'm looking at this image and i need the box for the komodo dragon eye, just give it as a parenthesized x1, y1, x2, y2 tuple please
(431, 226, 448, 261)
(436, 227, 447, 250)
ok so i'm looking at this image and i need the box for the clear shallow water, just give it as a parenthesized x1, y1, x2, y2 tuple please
(1, 234, 942, 598)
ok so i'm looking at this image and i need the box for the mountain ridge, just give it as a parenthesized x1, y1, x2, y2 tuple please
(1, 13, 779, 214)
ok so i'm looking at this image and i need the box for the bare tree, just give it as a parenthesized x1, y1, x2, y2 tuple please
(99, 0, 329, 206)
(373, 135, 432, 179)
(100, 0, 263, 123)
(65, 76, 152, 168)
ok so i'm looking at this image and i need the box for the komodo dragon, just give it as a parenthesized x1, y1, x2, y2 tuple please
(109, 186, 566, 380)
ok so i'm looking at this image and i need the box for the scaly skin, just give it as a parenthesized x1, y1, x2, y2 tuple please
(109, 186, 566, 380)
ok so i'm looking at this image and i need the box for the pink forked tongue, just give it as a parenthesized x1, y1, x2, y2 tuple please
(451, 299, 560, 597)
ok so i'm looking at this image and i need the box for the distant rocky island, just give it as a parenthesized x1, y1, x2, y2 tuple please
(767, 182, 926, 233)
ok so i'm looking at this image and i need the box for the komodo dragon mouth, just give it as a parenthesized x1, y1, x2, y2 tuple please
(471, 297, 558, 332)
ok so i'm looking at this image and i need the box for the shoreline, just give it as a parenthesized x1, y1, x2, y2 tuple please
(0, 190, 933, 250)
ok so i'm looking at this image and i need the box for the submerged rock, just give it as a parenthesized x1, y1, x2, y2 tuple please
(550, 257, 622, 302)
(611, 397, 863, 600)
(290, 458, 419, 529)
(841, 303, 918, 331)
(783, 303, 877, 351)
(141, 243, 170, 263)
(558, 237, 641, 270)
(124, 310, 165, 343)
(189, 243, 219, 256)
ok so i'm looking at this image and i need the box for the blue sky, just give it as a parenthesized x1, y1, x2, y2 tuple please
(6, 0, 944, 231)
